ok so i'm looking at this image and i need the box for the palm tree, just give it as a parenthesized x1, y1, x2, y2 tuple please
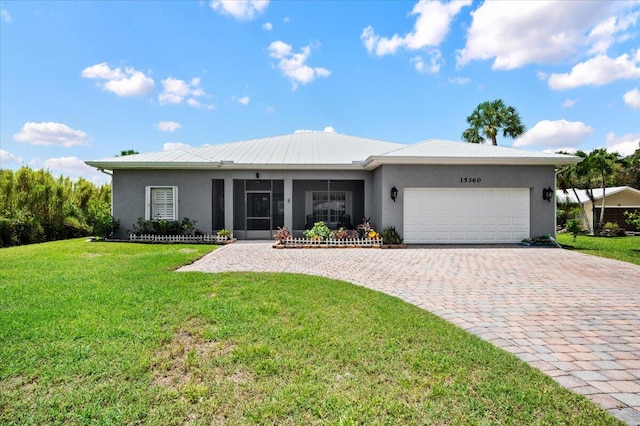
(556, 151, 592, 234)
(462, 99, 525, 146)
(586, 149, 619, 235)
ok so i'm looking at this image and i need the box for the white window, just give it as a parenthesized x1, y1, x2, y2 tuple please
(306, 191, 351, 223)
(145, 186, 178, 220)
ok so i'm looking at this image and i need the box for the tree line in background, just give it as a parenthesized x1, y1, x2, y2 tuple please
(0, 167, 118, 247)
(557, 148, 640, 236)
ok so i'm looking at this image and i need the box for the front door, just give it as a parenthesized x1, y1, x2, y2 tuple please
(246, 191, 272, 239)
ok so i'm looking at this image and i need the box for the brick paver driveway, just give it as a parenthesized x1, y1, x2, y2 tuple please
(180, 242, 640, 425)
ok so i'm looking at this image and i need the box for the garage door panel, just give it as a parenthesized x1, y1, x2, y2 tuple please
(404, 188, 530, 244)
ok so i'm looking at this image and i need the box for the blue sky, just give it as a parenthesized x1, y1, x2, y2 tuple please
(1, 0, 639, 184)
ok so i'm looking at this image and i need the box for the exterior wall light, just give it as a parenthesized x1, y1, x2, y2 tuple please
(542, 186, 554, 202)
(391, 186, 398, 202)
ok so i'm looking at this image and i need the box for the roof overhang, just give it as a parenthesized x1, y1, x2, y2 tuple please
(361, 155, 583, 170)
(84, 160, 366, 171)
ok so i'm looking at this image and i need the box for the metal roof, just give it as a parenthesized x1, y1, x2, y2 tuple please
(86, 133, 582, 170)
(86, 132, 405, 170)
(362, 139, 582, 168)
(556, 186, 640, 203)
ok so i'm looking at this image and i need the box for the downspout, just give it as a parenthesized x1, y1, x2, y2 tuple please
(98, 168, 114, 215)
(554, 168, 558, 239)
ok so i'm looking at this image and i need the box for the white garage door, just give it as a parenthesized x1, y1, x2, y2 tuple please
(403, 188, 530, 244)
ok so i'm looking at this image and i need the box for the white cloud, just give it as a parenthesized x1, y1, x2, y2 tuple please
(34, 157, 107, 184)
(514, 119, 593, 148)
(606, 131, 640, 156)
(294, 127, 336, 134)
(449, 76, 471, 85)
(547, 53, 640, 90)
(14, 122, 90, 147)
(562, 98, 578, 108)
(587, 10, 639, 54)
(159, 76, 212, 108)
(209, 0, 268, 20)
(237, 96, 250, 105)
(623, 87, 640, 109)
(43, 156, 95, 175)
(155, 121, 182, 132)
(457, 1, 635, 70)
(1, 8, 12, 23)
(361, 0, 471, 57)
(268, 41, 330, 89)
(81, 62, 155, 97)
(163, 142, 192, 151)
(262, 22, 273, 31)
(0, 149, 22, 164)
(411, 50, 444, 74)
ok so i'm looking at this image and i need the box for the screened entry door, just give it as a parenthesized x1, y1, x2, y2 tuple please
(246, 192, 271, 231)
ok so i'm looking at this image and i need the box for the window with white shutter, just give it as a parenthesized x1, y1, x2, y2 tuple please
(145, 186, 178, 220)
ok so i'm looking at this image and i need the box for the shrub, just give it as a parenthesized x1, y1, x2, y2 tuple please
(381, 226, 403, 244)
(565, 218, 583, 242)
(130, 218, 180, 236)
(624, 210, 640, 228)
(181, 218, 197, 235)
(91, 214, 119, 240)
(63, 216, 91, 238)
(601, 222, 623, 237)
(303, 221, 332, 240)
(217, 229, 231, 238)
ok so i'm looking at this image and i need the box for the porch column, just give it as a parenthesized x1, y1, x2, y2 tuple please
(224, 178, 234, 232)
(284, 178, 293, 230)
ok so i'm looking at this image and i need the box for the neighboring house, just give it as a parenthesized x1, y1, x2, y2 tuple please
(557, 186, 640, 233)
(86, 132, 580, 244)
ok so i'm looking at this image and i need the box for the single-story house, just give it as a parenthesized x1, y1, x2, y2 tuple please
(86, 132, 581, 243)
(557, 186, 640, 232)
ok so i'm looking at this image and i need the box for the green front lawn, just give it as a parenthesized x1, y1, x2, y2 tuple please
(556, 233, 640, 266)
(0, 240, 621, 424)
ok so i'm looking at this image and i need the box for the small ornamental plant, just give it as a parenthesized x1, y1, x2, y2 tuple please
(216, 229, 231, 238)
(273, 226, 291, 243)
(304, 221, 332, 240)
(357, 217, 380, 239)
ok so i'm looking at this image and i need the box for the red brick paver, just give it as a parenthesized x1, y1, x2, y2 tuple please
(180, 242, 640, 425)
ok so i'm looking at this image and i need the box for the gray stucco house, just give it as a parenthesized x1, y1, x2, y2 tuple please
(86, 132, 580, 243)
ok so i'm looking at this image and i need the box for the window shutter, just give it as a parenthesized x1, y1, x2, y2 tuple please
(146, 186, 178, 220)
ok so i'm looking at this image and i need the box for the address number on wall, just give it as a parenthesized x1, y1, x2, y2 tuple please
(460, 177, 482, 183)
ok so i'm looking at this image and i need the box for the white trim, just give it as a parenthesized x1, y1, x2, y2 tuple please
(145, 186, 178, 220)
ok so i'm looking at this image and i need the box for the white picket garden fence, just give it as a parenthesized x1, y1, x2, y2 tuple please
(275, 237, 383, 248)
(129, 234, 231, 244)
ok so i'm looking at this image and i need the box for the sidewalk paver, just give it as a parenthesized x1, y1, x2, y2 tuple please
(180, 241, 640, 425)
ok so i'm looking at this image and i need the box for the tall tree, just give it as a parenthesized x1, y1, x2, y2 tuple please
(613, 148, 640, 189)
(118, 149, 139, 156)
(587, 149, 619, 235)
(556, 151, 592, 234)
(462, 99, 525, 146)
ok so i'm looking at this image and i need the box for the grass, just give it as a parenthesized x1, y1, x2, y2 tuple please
(556, 233, 640, 266)
(0, 239, 622, 425)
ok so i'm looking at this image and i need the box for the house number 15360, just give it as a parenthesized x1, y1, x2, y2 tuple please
(460, 177, 481, 183)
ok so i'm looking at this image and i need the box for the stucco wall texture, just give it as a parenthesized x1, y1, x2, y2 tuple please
(112, 164, 556, 241)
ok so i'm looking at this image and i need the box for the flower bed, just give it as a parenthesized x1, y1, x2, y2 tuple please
(274, 236, 383, 248)
(129, 234, 233, 244)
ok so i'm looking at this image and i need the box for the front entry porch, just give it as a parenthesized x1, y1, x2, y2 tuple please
(230, 178, 365, 239)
